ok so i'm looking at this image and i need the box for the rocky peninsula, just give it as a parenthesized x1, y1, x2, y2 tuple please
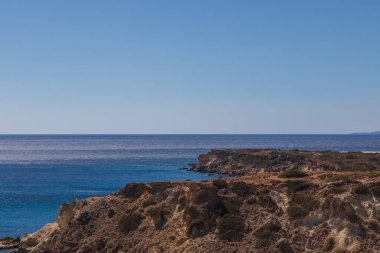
(2, 149, 379, 253)
(189, 149, 380, 176)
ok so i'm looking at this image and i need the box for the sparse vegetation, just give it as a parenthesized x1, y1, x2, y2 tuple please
(285, 180, 313, 192)
(231, 181, 251, 196)
(246, 197, 256, 205)
(256, 195, 278, 212)
(120, 183, 148, 199)
(255, 222, 281, 246)
(188, 206, 200, 219)
(213, 201, 227, 215)
(195, 190, 210, 204)
(331, 247, 348, 253)
(370, 182, 380, 197)
(222, 197, 241, 214)
(213, 179, 228, 189)
(217, 214, 245, 241)
(368, 171, 380, 178)
(344, 210, 360, 223)
(255, 186, 270, 195)
(368, 218, 379, 231)
(320, 174, 351, 182)
(353, 185, 370, 195)
(291, 192, 319, 212)
(278, 170, 307, 178)
(288, 206, 308, 220)
(118, 213, 143, 233)
(329, 186, 347, 195)
(107, 209, 115, 218)
(323, 235, 335, 251)
(142, 196, 157, 207)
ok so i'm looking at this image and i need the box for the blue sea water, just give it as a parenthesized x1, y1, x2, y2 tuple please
(1, 134, 380, 239)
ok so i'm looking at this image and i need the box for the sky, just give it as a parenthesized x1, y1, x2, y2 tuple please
(0, 1, 379, 134)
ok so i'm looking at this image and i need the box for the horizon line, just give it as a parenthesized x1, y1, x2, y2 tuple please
(0, 133, 369, 135)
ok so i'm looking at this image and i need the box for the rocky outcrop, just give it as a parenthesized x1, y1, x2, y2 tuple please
(5, 150, 380, 253)
(10, 172, 380, 253)
(189, 149, 380, 176)
(0, 237, 20, 250)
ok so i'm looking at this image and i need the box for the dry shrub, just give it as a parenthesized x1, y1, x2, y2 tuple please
(291, 192, 319, 212)
(288, 206, 308, 220)
(278, 170, 307, 178)
(332, 247, 348, 253)
(231, 181, 251, 197)
(285, 180, 313, 192)
(217, 214, 245, 241)
(255, 222, 281, 246)
(368, 218, 379, 231)
(330, 186, 347, 195)
(353, 185, 370, 195)
(118, 213, 143, 233)
(370, 182, 380, 197)
(213, 179, 228, 189)
(323, 235, 335, 251)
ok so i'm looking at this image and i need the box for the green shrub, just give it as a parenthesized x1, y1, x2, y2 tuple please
(278, 170, 308, 178)
(213, 179, 228, 189)
(217, 214, 245, 241)
(231, 181, 251, 197)
(118, 213, 143, 233)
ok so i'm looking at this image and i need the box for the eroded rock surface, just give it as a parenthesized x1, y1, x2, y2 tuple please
(11, 172, 380, 253)
(6, 150, 380, 253)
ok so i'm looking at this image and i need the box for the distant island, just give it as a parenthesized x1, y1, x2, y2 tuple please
(352, 131, 380, 135)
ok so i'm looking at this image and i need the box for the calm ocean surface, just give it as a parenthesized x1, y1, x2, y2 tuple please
(1, 134, 380, 238)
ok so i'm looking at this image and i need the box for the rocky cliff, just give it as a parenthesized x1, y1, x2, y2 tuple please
(3, 150, 380, 253)
(189, 149, 380, 176)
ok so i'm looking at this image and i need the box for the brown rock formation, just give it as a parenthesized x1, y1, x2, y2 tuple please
(189, 149, 380, 176)
(5, 150, 380, 253)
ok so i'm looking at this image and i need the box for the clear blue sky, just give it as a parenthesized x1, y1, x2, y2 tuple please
(0, 1, 379, 134)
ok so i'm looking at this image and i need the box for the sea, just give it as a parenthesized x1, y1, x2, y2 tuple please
(1, 134, 380, 240)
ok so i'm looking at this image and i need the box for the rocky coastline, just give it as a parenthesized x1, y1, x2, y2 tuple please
(188, 149, 380, 176)
(1, 149, 380, 253)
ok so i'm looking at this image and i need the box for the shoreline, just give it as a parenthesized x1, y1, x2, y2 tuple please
(2, 149, 380, 252)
